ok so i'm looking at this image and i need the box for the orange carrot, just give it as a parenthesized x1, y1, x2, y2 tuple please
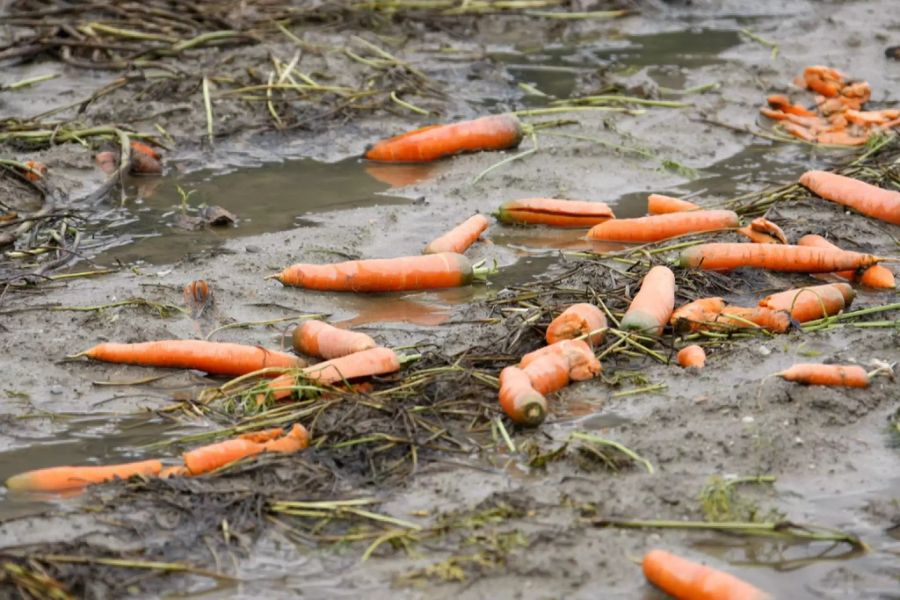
(737, 217, 787, 245)
(546, 303, 607, 345)
(737, 226, 779, 244)
(5, 459, 162, 493)
(800, 170, 900, 225)
(620, 266, 675, 335)
(182, 279, 212, 316)
(586, 210, 739, 243)
(292, 320, 376, 359)
(803, 66, 845, 97)
(781, 122, 817, 142)
(766, 94, 817, 117)
(816, 130, 870, 146)
(647, 194, 699, 214)
(679, 243, 880, 272)
(276, 252, 489, 292)
(759, 283, 854, 322)
(129, 142, 162, 175)
(364, 114, 523, 162)
(715, 305, 791, 333)
(496, 198, 615, 228)
(499, 366, 547, 426)
(424, 214, 490, 254)
(798, 235, 897, 289)
(131, 140, 160, 160)
(845, 109, 900, 126)
(519, 339, 601, 393)
(677, 345, 706, 368)
(670, 297, 726, 333)
(22, 160, 47, 182)
(777, 364, 869, 388)
(642, 549, 772, 600)
(521, 352, 572, 395)
(182, 424, 309, 476)
(80, 340, 303, 377)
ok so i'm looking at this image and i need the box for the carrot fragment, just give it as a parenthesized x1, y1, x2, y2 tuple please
(182, 279, 212, 317)
(803, 66, 845, 97)
(496, 198, 615, 228)
(424, 214, 490, 254)
(816, 130, 869, 146)
(499, 366, 547, 426)
(5, 459, 162, 493)
(845, 109, 900, 126)
(22, 160, 47, 182)
(800, 170, 900, 225)
(586, 210, 739, 243)
(677, 345, 706, 368)
(292, 320, 377, 359)
(679, 243, 880, 272)
(670, 297, 725, 333)
(766, 94, 817, 117)
(620, 266, 675, 336)
(182, 424, 309, 476)
(642, 548, 772, 600)
(759, 283, 854, 322)
(546, 303, 607, 345)
(777, 364, 869, 388)
(743, 217, 787, 244)
(647, 194, 699, 215)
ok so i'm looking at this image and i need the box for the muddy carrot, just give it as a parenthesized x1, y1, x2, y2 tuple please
(364, 114, 523, 162)
(677, 345, 706, 368)
(800, 170, 900, 226)
(78, 340, 303, 377)
(5, 459, 162, 493)
(777, 364, 869, 388)
(131, 141, 160, 160)
(679, 243, 880, 272)
(715, 306, 791, 333)
(292, 320, 377, 359)
(519, 339, 602, 383)
(424, 214, 490, 254)
(766, 94, 817, 117)
(620, 266, 675, 336)
(647, 193, 699, 214)
(183, 279, 212, 316)
(275, 252, 491, 292)
(586, 210, 739, 243)
(759, 283, 854, 322)
(182, 425, 309, 476)
(546, 303, 607, 345)
(496, 198, 615, 228)
(642, 549, 772, 600)
(797, 234, 895, 289)
(499, 366, 547, 426)
(22, 160, 47, 182)
(670, 297, 725, 332)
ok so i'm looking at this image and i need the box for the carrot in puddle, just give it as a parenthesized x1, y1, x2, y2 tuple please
(677, 345, 706, 368)
(498, 366, 547, 426)
(586, 210, 739, 243)
(292, 320, 376, 359)
(670, 297, 726, 333)
(647, 193, 699, 215)
(546, 303, 607, 345)
(182, 424, 309, 476)
(799, 170, 900, 226)
(679, 243, 881, 272)
(424, 214, 490, 254)
(777, 364, 869, 388)
(364, 114, 523, 162)
(797, 234, 895, 289)
(642, 548, 772, 600)
(759, 283, 854, 322)
(620, 266, 675, 336)
(496, 198, 615, 228)
(5, 459, 163, 493)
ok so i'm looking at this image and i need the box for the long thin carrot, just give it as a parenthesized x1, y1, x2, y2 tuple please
(424, 214, 490, 254)
(642, 549, 772, 600)
(715, 305, 791, 333)
(647, 193, 699, 214)
(677, 345, 706, 368)
(546, 303, 607, 345)
(364, 114, 523, 162)
(499, 366, 547, 426)
(78, 340, 303, 377)
(798, 234, 895, 289)
(777, 364, 869, 387)
(496, 198, 615, 228)
(182, 424, 309, 476)
(759, 283, 854, 322)
(800, 170, 900, 226)
(5, 459, 162, 493)
(679, 243, 880, 272)
(586, 210, 739, 243)
(670, 297, 725, 333)
(292, 320, 376, 359)
(518, 339, 601, 382)
(621, 266, 675, 335)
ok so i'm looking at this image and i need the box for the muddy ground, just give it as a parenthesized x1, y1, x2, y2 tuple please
(1, 1, 899, 598)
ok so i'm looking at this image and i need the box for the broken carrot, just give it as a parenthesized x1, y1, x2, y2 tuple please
(766, 94, 816, 117)
(670, 297, 726, 333)
(496, 198, 615, 228)
(499, 366, 547, 426)
(799, 170, 900, 226)
(679, 243, 880, 272)
(642, 548, 772, 600)
(620, 266, 675, 336)
(802, 66, 845, 97)
(182, 424, 309, 476)
(737, 217, 787, 245)
(586, 210, 739, 243)
(292, 320, 377, 359)
(424, 214, 490, 254)
(677, 345, 706, 368)
(546, 303, 606, 345)
(647, 193, 699, 215)
(797, 234, 895, 289)
(759, 283, 854, 322)
(5, 459, 162, 493)
(777, 364, 869, 388)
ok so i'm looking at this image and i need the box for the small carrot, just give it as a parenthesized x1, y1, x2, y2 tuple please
(799, 234, 897, 289)
(737, 217, 787, 244)
(647, 193, 699, 214)
(642, 548, 772, 600)
(292, 320, 377, 359)
(677, 345, 706, 368)
(800, 170, 900, 225)
(777, 363, 869, 388)
(424, 214, 490, 254)
(22, 160, 47, 182)
(679, 243, 880, 272)
(5, 459, 162, 493)
(586, 210, 739, 243)
(803, 65, 845, 97)
(670, 297, 725, 333)
(182, 279, 212, 317)
(759, 283, 854, 322)
(364, 114, 523, 162)
(715, 305, 791, 333)
(766, 94, 817, 117)
(620, 266, 675, 336)
(546, 303, 607, 345)
(182, 424, 309, 476)
(496, 198, 615, 228)
(498, 366, 547, 426)
(131, 140, 160, 160)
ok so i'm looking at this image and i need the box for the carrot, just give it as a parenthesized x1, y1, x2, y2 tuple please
(679, 243, 880, 272)
(364, 114, 523, 162)
(670, 297, 725, 333)
(715, 305, 791, 333)
(6, 459, 162, 493)
(586, 210, 739, 243)
(798, 233, 896, 289)
(131, 140, 160, 160)
(79, 340, 303, 377)
(803, 65, 845, 97)
(781, 122, 817, 142)
(777, 363, 869, 388)
(816, 130, 870, 146)
(22, 160, 47, 182)
(292, 320, 376, 359)
(737, 217, 787, 245)
(496, 198, 615, 228)
(424, 214, 490, 254)
(677, 345, 706, 368)
(766, 94, 817, 117)
(521, 352, 572, 395)
(642, 549, 772, 600)
(647, 193, 699, 214)
(799, 170, 900, 226)
(620, 266, 675, 336)
(546, 303, 607, 345)
(498, 366, 547, 426)
(845, 109, 900, 126)
(759, 283, 854, 322)
(519, 339, 601, 381)
(276, 252, 490, 292)
(183, 279, 212, 317)
(182, 424, 309, 476)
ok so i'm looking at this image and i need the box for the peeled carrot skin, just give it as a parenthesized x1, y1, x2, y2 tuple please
(6, 459, 162, 493)
(424, 214, 490, 254)
(643, 549, 772, 600)
(677, 345, 706, 368)
(499, 366, 547, 426)
(680, 243, 879, 272)
(647, 193, 699, 214)
(587, 210, 738, 243)
(779, 364, 869, 388)
(293, 320, 377, 359)
(621, 266, 675, 335)
(546, 303, 607, 345)
(798, 234, 896, 289)
(800, 170, 900, 226)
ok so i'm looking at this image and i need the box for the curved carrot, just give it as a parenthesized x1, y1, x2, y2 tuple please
(677, 345, 706, 368)
(777, 364, 869, 387)
(292, 320, 376, 359)
(670, 297, 725, 332)
(741, 218, 787, 244)
(519, 339, 601, 382)
(498, 366, 547, 426)
(6, 459, 162, 493)
(496, 198, 615, 228)
(679, 243, 880, 272)
(715, 305, 791, 333)
(800, 170, 900, 225)
(182, 424, 309, 476)
(80, 340, 303, 377)
(521, 352, 572, 395)
(798, 234, 895, 289)
(737, 225, 780, 244)
(424, 214, 490, 254)
(621, 266, 675, 335)
(759, 283, 854, 322)
(364, 114, 523, 162)
(647, 194, 699, 214)
(642, 548, 772, 600)
(546, 303, 607, 345)
(586, 210, 739, 243)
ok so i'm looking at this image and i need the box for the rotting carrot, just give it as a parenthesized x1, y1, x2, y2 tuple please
(424, 214, 490, 255)
(677, 345, 706, 368)
(498, 366, 547, 426)
(496, 198, 615, 228)
(679, 243, 881, 272)
(77, 340, 304, 377)
(647, 193, 699, 214)
(715, 305, 791, 333)
(364, 114, 523, 162)
(620, 266, 675, 336)
(519, 339, 602, 383)
(292, 320, 377, 359)
(5, 459, 162, 493)
(182, 424, 309, 476)
(799, 170, 900, 226)
(642, 548, 772, 600)
(777, 364, 869, 388)
(546, 303, 607, 345)
(670, 297, 725, 333)
(759, 283, 854, 322)
(797, 234, 895, 288)
(586, 210, 739, 243)
(275, 252, 492, 292)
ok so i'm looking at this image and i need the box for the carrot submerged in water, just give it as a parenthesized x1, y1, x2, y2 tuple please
(546, 303, 607, 345)
(292, 320, 376, 359)
(364, 114, 523, 162)
(642, 549, 772, 600)
(679, 243, 880, 272)
(496, 198, 615, 228)
(182, 424, 309, 476)
(759, 283, 854, 322)
(647, 193, 699, 214)
(6, 459, 162, 493)
(424, 214, 490, 254)
(797, 234, 895, 289)
(800, 170, 900, 226)
(677, 345, 706, 368)
(777, 364, 869, 388)
(621, 266, 675, 336)
(587, 210, 738, 243)
(499, 366, 547, 426)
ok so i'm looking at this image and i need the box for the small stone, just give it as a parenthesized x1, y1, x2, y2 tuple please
(794, 436, 804, 446)
(757, 345, 771, 356)
(742, 416, 755, 424)
(50, 385, 64, 395)
(245, 245, 262, 253)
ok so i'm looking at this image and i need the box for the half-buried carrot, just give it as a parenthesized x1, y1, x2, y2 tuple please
(182, 424, 309, 476)
(424, 214, 490, 254)
(587, 210, 738, 243)
(499, 366, 547, 426)
(759, 283, 854, 322)
(546, 303, 607, 345)
(642, 548, 772, 600)
(679, 243, 880, 272)
(496, 198, 615, 228)
(670, 297, 725, 333)
(292, 320, 377, 359)
(647, 193, 699, 214)
(797, 234, 895, 289)
(677, 345, 706, 368)
(5, 459, 162, 493)
(620, 266, 675, 336)
(777, 364, 869, 388)
(800, 170, 900, 226)
(364, 114, 523, 162)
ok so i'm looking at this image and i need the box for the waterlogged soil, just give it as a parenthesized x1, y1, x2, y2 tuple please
(2, 1, 900, 598)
